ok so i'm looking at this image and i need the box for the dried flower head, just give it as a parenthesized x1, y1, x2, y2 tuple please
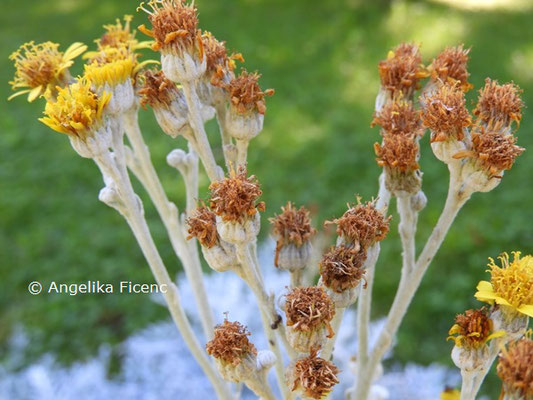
(475, 252, 533, 318)
(497, 336, 533, 399)
(139, 68, 179, 107)
(137, 0, 201, 55)
(378, 42, 427, 97)
(270, 202, 316, 268)
(447, 307, 504, 349)
(215, 70, 274, 115)
(209, 167, 266, 222)
(285, 287, 335, 333)
(202, 32, 229, 75)
(290, 349, 340, 399)
(421, 82, 472, 141)
(320, 245, 367, 293)
(429, 45, 472, 91)
(39, 78, 111, 140)
(454, 129, 524, 176)
(9, 41, 87, 102)
(206, 319, 257, 366)
(375, 133, 420, 172)
(473, 78, 523, 131)
(326, 199, 390, 250)
(186, 205, 218, 248)
(371, 98, 423, 137)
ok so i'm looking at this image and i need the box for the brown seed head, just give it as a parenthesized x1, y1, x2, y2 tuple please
(215, 69, 274, 115)
(371, 99, 423, 137)
(378, 43, 427, 97)
(320, 245, 367, 293)
(454, 129, 525, 176)
(326, 200, 390, 250)
(285, 287, 335, 332)
(206, 319, 257, 366)
(473, 78, 523, 131)
(270, 202, 316, 267)
(375, 133, 420, 172)
(209, 167, 266, 222)
(447, 308, 494, 349)
(420, 82, 472, 141)
(186, 205, 218, 248)
(139, 68, 179, 108)
(138, 0, 200, 54)
(291, 349, 340, 399)
(497, 336, 533, 399)
(429, 45, 472, 91)
(202, 32, 229, 75)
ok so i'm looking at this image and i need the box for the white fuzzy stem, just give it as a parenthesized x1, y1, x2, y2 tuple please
(353, 168, 471, 400)
(181, 82, 223, 182)
(122, 110, 215, 341)
(460, 370, 477, 400)
(235, 243, 289, 399)
(236, 139, 249, 167)
(94, 151, 232, 400)
(289, 269, 303, 288)
(355, 172, 390, 393)
(321, 308, 345, 361)
(397, 195, 417, 276)
(215, 104, 234, 169)
(461, 338, 502, 400)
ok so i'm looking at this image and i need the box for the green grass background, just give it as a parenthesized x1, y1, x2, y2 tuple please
(1, 0, 532, 395)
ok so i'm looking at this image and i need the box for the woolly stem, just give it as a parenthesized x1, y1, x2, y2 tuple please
(122, 109, 215, 341)
(94, 150, 232, 400)
(181, 82, 223, 181)
(321, 308, 345, 361)
(353, 168, 471, 400)
(236, 138, 249, 167)
(461, 338, 503, 400)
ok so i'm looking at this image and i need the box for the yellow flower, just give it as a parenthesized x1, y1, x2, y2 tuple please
(447, 307, 505, 349)
(39, 78, 111, 140)
(440, 388, 460, 400)
(84, 47, 136, 87)
(9, 41, 87, 102)
(475, 252, 533, 318)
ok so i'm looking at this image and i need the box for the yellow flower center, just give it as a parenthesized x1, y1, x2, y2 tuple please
(84, 46, 135, 87)
(39, 78, 111, 140)
(490, 252, 533, 309)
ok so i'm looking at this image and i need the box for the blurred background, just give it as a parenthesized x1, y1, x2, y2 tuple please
(1, 0, 532, 397)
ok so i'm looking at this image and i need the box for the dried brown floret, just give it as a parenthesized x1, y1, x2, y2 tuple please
(378, 43, 428, 96)
(139, 68, 178, 107)
(186, 205, 218, 248)
(209, 167, 266, 222)
(375, 133, 420, 172)
(454, 129, 524, 176)
(429, 45, 472, 91)
(206, 319, 257, 366)
(420, 82, 472, 141)
(285, 287, 335, 333)
(326, 200, 390, 250)
(202, 32, 228, 74)
(497, 337, 533, 399)
(371, 99, 423, 137)
(473, 78, 523, 130)
(215, 69, 274, 115)
(138, 0, 200, 54)
(291, 349, 340, 399)
(320, 245, 367, 293)
(270, 202, 316, 267)
(447, 308, 494, 349)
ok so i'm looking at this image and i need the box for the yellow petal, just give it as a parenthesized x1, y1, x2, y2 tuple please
(27, 86, 43, 102)
(476, 281, 494, 292)
(448, 324, 461, 335)
(7, 89, 31, 101)
(486, 330, 506, 342)
(64, 42, 87, 61)
(133, 59, 159, 74)
(517, 305, 533, 318)
(493, 296, 512, 307)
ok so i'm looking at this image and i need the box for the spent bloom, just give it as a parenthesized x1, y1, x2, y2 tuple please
(186, 205, 218, 248)
(429, 45, 472, 91)
(447, 307, 504, 349)
(475, 252, 533, 318)
(288, 349, 340, 400)
(320, 245, 367, 294)
(270, 202, 316, 270)
(473, 78, 523, 132)
(326, 199, 390, 251)
(39, 78, 111, 141)
(378, 42, 427, 99)
(9, 41, 87, 102)
(206, 319, 257, 366)
(497, 335, 533, 399)
(371, 98, 423, 138)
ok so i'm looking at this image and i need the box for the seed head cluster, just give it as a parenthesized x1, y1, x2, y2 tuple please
(206, 319, 257, 366)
